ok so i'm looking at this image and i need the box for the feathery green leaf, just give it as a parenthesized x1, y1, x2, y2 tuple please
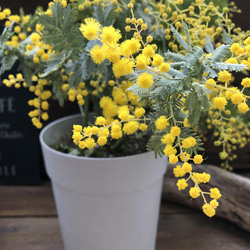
(0, 53, 18, 75)
(165, 51, 185, 62)
(211, 62, 247, 72)
(184, 92, 202, 127)
(147, 133, 165, 158)
(183, 22, 191, 50)
(170, 25, 189, 52)
(40, 54, 68, 77)
(0, 22, 14, 49)
(209, 44, 230, 62)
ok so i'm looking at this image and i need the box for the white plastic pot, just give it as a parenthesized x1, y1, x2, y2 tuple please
(39, 114, 168, 250)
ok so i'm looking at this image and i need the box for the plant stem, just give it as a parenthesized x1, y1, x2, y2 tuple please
(78, 95, 90, 127)
(84, 94, 89, 127)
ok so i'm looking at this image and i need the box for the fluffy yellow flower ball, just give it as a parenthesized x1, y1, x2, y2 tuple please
(158, 62, 170, 73)
(164, 144, 177, 156)
(97, 136, 108, 146)
(218, 70, 232, 82)
(161, 133, 175, 145)
(182, 162, 192, 173)
(134, 107, 145, 118)
(238, 102, 249, 113)
(213, 97, 227, 110)
(169, 154, 178, 164)
(73, 124, 83, 133)
(189, 187, 200, 198)
(100, 26, 121, 45)
(173, 165, 185, 177)
(170, 126, 181, 136)
(155, 116, 169, 130)
(137, 72, 154, 88)
(177, 179, 188, 190)
(182, 137, 196, 148)
(202, 203, 215, 217)
(193, 154, 203, 164)
(241, 77, 250, 88)
(123, 121, 139, 135)
(80, 18, 101, 40)
(210, 188, 221, 199)
(90, 44, 106, 64)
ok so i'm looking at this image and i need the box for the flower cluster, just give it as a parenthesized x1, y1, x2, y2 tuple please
(0, 5, 56, 128)
(1, 0, 250, 218)
(1, 0, 249, 129)
(72, 5, 235, 216)
(196, 39, 250, 169)
(3, 73, 52, 128)
(72, 106, 148, 148)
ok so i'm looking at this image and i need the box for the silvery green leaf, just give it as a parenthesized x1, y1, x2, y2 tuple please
(183, 22, 191, 50)
(170, 62, 186, 69)
(211, 62, 247, 72)
(0, 22, 14, 49)
(192, 83, 211, 111)
(165, 68, 185, 79)
(209, 44, 230, 62)
(203, 63, 218, 78)
(192, 46, 204, 59)
(184, 53, 196, 69)
(94, 4, 114, 25)
(165, 51, 185, 62)
(170, 25, 189, 52)
(204, 36, 214, 53)
(0, 54, 18, 75)
(184, 92, 202, 127)
(40, 54, 67, 77)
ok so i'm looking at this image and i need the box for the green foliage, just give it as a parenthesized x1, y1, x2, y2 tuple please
(93, 4, 117, 26)
(192, 83, 210, 111)
(40, 2, 85, 55)
(1, 0, 249, 168)
(179, 127, 205, 156)
(170, 25, 190, 52)
(40, 54, 68, 77)
(0, 53, 18, 75)
(131, 25, 247, 130)
(0, 24, 17, 74)
(164, 51, 185, 62)
(208, 44, 230, 62)
(211, 62, 247, 72)
(184, 92, 202, 127)
(0, 23, 14, 50)
(147, 132, 166, 158)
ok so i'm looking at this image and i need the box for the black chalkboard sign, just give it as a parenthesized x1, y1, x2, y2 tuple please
(0, 76, 41, 185)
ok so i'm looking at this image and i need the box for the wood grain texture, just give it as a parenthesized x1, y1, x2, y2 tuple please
(156, 211, 250, 250)
(0, 217, 63, 250)
(0, 181, 57, 217)
(0, 180, 250, 249)
(0, 210, 249, 250)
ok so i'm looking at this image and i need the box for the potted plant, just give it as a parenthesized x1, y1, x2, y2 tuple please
(1, 0, 250, 249)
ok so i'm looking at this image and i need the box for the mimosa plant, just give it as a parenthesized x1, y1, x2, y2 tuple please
(1, 0, 250, 217)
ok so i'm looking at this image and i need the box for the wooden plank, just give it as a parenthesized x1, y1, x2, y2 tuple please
(160, 200, 195, 215)
(156, 213, 250, 250)
(0, 180, 249, 249)
(0, 212, 249, 250)
(0, 180, 57, 217)
(0, 180, 192, 217)
(0, 217, 63, 250)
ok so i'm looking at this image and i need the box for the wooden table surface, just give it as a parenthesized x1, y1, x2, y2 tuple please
(0, 180, 249, 250)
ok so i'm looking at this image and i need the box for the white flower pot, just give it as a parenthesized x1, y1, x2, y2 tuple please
(39, 114, 168, 250)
